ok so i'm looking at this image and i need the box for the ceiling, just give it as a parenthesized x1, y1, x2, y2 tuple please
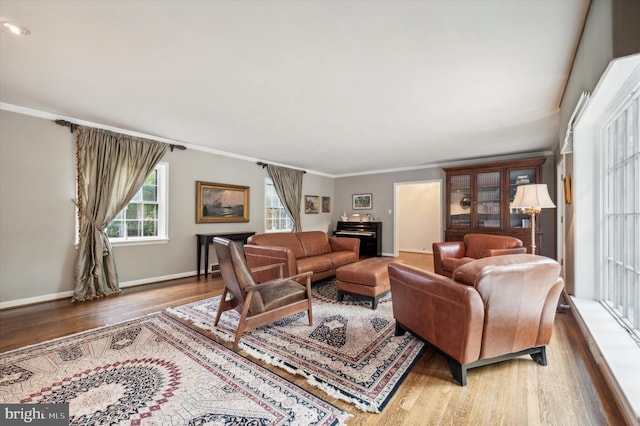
(0, 0, 589, 176)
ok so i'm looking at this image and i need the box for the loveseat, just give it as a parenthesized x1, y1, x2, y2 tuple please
(244, 231, 360, 283)
(388, 254, 564, 386)
(433, 233, 526, 277)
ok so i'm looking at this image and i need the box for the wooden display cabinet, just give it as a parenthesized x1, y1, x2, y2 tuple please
(444, 158, 546, 253)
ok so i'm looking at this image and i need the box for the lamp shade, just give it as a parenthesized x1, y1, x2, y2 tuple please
(511, 184, 556, 210)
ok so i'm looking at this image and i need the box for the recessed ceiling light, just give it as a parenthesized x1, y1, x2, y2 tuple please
(1, 21, 31, 36)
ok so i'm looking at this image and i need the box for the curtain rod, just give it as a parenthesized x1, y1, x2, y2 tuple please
(54, 119, 187, 152)
(256, 161, 306, 173)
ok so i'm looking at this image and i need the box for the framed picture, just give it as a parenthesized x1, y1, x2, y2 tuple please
(353, 193, 372, 210)
(196, 181, 249, 223)
(322, 196, 330, 213)
(305, 195, 320, 214)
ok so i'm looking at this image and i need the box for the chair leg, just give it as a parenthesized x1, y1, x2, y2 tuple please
(214, 288, 228, 326)
(232, 327, 245, 351)
(530, 346, 547, 366)
(231, 291, 255, 350)
(446, 358, 468, 386)
(307, 299, 313, 326)
(395, 320, 407, 336)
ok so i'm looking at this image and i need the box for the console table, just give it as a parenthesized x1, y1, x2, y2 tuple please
(196, 232, 256, 278)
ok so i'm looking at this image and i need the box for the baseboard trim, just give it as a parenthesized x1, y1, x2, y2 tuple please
(0, 271, 197, 310)
(398, 249, 434, 255)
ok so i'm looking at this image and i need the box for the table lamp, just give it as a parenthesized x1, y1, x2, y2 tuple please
(510, 184, 555, 254)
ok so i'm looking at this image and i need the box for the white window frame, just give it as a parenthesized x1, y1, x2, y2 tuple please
(108, 162, 169, 246)
(571, 55, 640, 421)
(264, 177, 293, 233)
(602, 87, 640, 342)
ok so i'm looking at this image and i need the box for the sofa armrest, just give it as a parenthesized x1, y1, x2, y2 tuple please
(329, 237, 360, 259)
(480, 247, 527, 258)
(243, 244, 297, 283)
(432, 241, 465, 276)
(388, 263, 484, 364)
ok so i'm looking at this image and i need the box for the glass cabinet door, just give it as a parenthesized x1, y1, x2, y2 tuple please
(448, 173, 471, 228)
(476, 171, 501, 228)
(509, 168, 537, 228)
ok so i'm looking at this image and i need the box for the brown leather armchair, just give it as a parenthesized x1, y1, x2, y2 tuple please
(433, 233, 526, 277)
(388, 254, 564, 386)
(213, 237, 313, 350)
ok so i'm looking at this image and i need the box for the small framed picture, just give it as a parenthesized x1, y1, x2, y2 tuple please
(352, 193, 372, 210)
(322, 196, 330, 213)
(305, 195, 320, 214)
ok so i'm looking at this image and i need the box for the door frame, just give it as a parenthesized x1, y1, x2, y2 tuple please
(393, 179, 443, 257)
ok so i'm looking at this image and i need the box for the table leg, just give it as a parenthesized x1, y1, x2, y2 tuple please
(204, 239, 210, 278)
(197, 236, 202, 278)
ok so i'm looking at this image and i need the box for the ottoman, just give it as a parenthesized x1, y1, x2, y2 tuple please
(335, 257, 404, 310)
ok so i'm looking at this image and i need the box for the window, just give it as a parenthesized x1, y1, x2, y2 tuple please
(106, 162, 168, 244)
(265, 178, 293, 232)
(602, 91, 640, 343)
(571, 56, 640, 420)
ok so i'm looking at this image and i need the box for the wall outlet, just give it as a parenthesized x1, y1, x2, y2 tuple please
(209, 263, 221, 273)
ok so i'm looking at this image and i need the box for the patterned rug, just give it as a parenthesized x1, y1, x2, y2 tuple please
(0, 313, 350, 425)
(167, 280, 425, 413)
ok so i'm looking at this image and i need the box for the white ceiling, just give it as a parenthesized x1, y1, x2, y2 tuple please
(0, 0, 589, 176)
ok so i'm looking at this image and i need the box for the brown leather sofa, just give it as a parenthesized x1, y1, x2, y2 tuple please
(388, 254, 564, 386)
(244, 231, 360, 283)
(433, 233, 526, 277)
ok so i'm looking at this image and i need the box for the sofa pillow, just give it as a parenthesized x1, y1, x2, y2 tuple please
(323, 251, 357, 269)
(296, 255, 333, 275)
(247, 232, 306, 259)
(297, 231, 332, 257)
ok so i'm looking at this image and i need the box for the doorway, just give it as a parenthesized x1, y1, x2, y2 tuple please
(393, 180, 443, 257)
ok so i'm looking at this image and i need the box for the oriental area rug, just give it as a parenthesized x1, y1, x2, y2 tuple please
(0, 313, 349, 425)
(167, 280, 425, 413)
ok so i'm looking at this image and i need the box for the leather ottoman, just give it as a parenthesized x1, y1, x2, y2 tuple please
(335, 257, 404, 309)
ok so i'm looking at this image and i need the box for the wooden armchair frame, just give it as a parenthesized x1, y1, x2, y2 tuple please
(213, 237, 313, 350)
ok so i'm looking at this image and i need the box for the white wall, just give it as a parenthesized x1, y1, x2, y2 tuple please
(333, 167, 445, 255)
(0, 110, 76, 303)
(0, 109, 334, 306)
(396, 181, 441, 254)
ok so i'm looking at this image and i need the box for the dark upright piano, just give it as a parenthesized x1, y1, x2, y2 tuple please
(334, 221, 382, 257)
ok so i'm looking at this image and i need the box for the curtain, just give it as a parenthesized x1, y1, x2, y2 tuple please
(72, 126, 168, 302)
(266, 164, 304, 232)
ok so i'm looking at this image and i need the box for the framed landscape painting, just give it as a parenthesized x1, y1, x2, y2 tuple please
(305, 195, 320, 214)
(352, 193, 372, 210)
(196, 181, 249, 223)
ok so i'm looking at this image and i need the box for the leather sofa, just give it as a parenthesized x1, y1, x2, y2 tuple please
(433, 233, 526, 277)
(388, 254, 564, 386)
(244, 231, 360, 283)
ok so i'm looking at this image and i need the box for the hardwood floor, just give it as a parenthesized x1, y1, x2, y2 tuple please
(0, 253, 627, 425)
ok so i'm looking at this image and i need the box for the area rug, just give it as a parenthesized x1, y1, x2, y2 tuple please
(166, 280, 425, 413)
(0, 312, 350, 425)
